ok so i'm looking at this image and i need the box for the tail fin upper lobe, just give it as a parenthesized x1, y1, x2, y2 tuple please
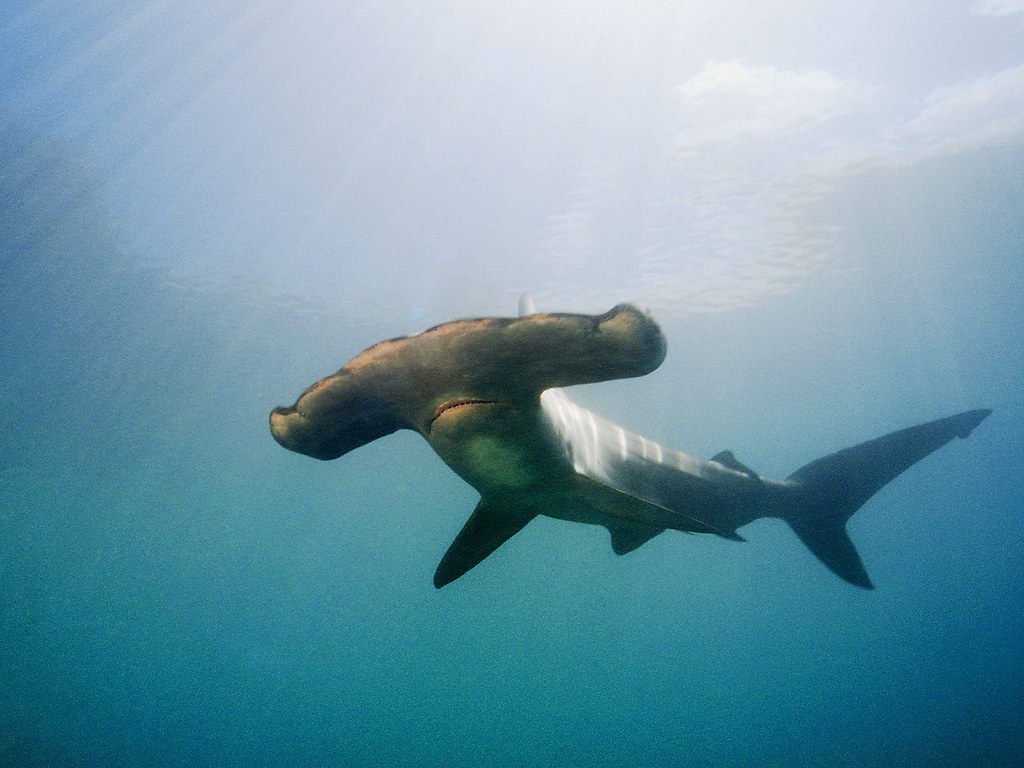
(780, 409, 991, 589)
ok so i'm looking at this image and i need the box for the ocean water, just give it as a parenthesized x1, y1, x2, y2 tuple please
(2, 4, 1023, 766)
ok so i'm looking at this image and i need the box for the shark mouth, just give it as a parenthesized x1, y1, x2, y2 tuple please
(430, 399, 500, 429)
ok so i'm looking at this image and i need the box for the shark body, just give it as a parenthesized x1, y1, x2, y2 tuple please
(269, 301, 990, 589)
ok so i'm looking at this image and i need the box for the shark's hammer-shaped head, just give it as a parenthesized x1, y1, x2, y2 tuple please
(269, 303, 666, 461)
(269, 330, 427, 460)
(270, 372, 406, 460)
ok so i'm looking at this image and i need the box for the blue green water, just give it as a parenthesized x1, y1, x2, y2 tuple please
(3, 4, 1023, 766)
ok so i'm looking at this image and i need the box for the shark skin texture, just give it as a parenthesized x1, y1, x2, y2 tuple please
(269, 300, 991, 590)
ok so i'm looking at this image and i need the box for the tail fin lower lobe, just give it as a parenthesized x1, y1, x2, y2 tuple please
(781, 409, 991, 589)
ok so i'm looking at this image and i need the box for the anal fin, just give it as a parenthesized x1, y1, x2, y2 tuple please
(434, 500, 535, 588)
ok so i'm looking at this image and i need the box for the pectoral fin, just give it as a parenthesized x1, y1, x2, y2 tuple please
(434, 500, 536, 588)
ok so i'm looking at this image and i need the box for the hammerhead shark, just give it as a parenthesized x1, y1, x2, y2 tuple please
(269, 299, 990, 589)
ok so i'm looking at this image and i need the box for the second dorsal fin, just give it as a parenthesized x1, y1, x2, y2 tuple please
(710, 450, 759, 479)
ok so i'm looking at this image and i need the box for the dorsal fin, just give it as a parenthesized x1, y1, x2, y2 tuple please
(710, 450, 759, 479)
(518, 294, 537, 316)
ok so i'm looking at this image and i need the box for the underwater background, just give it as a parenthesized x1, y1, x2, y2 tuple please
(2, 2, 1022, 766)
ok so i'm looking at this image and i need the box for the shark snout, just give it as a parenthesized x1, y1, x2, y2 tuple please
(269, 387, 406, 460)
(269, 405, 349, 460)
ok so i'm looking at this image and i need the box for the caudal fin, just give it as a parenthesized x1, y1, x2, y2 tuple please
(781, 409, 991, 589)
